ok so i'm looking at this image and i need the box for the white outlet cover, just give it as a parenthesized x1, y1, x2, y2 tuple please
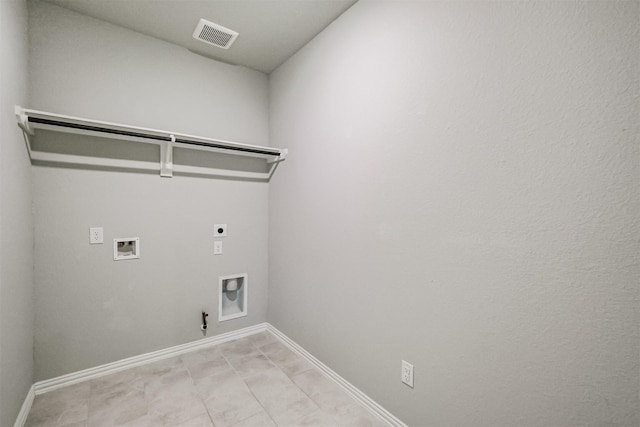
(90, 227, 103, 244)
(402, 360, 414, 388)
(214, 240, 223, 255)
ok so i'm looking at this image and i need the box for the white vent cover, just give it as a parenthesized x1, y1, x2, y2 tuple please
(192, 19, 238, 49)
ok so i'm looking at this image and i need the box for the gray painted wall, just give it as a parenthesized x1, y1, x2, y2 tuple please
(268, 1, 639, 426)
(29, 0, 270, 381)
(0, 0, 34, 425)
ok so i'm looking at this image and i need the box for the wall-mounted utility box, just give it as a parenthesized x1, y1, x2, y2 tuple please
(219, 273, 247, 322)
(214, 224, 227, 237)
(113, 237, 140, 261)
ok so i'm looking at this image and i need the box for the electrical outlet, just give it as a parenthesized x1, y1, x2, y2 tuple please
(214, 240, 223, 255)
(402, 360, 414, 388)
(90, 227, 103, 244)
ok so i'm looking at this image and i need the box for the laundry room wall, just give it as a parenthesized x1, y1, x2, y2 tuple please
(28, 0, 271, 381)
(0, 0, 34, 424)
(268, 1, 640, 425)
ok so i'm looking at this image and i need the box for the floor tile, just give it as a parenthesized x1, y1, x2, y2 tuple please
(86, 394, 147, 427)
(88, 369, 148, 427)
(193, 367, 265, 427)
(145, 369, 207, 425)
(281, 409, 339, 427)
(218, 337, 261, 360)
(245, 368, 320, 425)
(248, 331, 279, 348)
(278, 357, 313, 378)
(183, 351, 233, 380)
(89, 368, 143, 396)
(25, 382, 90, 427)
(143, 365, 192, 394)
(228, 353, 276, 378)
(174, 413, 215, 427)
(89, 379, 146, 414)
(293, 369, 385, 426)
(108, 414, 163, 427)
(203, 386, 264, 427)
(257, 342, 294, 365)
(58, 422, 87, 427)
(229, 410, 277, 427)
(137, 355, 184, 378)
(259, 341, 313, 378)
(193, 369, 248, 400)
(180, 347, 224, 368)
(292, 369, 352, 408)
(328, 402, 386, 427)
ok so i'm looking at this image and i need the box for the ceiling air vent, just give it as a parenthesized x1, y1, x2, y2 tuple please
(192, 19, 238, 49)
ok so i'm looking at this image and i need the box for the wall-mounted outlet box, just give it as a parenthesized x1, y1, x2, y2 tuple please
(214, 224, 227, 237)
(113, 237, 140, 261)
(90, 227, 104, 244)
(402, 360, 414, 388)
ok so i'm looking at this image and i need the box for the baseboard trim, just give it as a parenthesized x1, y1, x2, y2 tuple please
(266, 324, 407, 427)
(33, 322, 268, 395)
(13, 384, 34, 427)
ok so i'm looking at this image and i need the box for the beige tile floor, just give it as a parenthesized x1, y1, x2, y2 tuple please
(25, 332, 386, 427)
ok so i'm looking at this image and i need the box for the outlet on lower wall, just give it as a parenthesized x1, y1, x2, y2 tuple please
(402, 360, 414, 388)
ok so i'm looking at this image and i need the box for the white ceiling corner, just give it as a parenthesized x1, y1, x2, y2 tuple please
(43, 0, 358, 74)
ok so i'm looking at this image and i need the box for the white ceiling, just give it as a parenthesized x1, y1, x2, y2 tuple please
(43, 0, 358, 74)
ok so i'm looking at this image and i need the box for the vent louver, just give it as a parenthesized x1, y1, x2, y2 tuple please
(192, 19, 238, 49)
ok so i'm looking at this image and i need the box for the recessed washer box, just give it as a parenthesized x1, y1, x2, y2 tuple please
(219, 273, 247, 321)
(113, 237, 140, 261)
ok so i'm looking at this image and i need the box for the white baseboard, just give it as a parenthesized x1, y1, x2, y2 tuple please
(17, 322, 404, 427)
(34, 322, 267, 395)
(13, 384, 34, 427)
(267, 325, 407, 427)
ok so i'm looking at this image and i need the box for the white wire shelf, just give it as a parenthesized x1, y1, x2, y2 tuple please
(15, 105, 287, 180)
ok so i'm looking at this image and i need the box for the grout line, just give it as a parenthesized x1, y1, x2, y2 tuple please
(269, 338, 345, 427)
(217, 338, 275, 427)
(288, 370, 344, 427)
(237, 334, 281, 427)
(248, 333, 327, 426)
(181, 354, 216, 427)
(218, 346, 261, 426)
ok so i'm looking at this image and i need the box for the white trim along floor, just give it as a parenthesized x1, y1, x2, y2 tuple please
(16, 323, 406, 427)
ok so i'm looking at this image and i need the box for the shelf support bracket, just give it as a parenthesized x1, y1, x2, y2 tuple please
(160, 135, 174, 178)
(267, 148, 288, 164)
(15, 105, 34, 135)
(15, 105, 34, 159)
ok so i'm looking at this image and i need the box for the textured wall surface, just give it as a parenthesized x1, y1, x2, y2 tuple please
(269, 1, 639, 425)
(29, 0, 270, 380)
(0, 0, 34, 425)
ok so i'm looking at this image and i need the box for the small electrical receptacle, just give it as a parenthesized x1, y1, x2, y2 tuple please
(402, 360, 414, 388)
(214, 224, 227, 237)
(214, 240, 223, 255)
(90, 227, 103, 244)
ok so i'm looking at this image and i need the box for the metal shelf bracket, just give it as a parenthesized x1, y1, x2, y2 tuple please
(160, 135, 175, 177)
